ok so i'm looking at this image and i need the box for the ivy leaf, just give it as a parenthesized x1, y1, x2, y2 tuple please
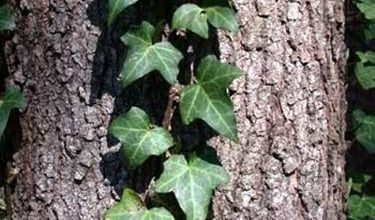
(155, 154, 229, 220)
(179, 55, 242, 141)
(0, 4, 15, 31)
(107, 0, 138, 27)
(364, 21, 375, 41)
(353, 109, 375, 153)
(172, 3, 239, 39)
(105, 188, 174, 220)
(120, 21, 183, 88)
(355, 52, 375, 90)
(348, 195, 375, 218)
(357, 0, 375, 20)
(0, 88, 25, 140)
(109, 107, 174, 169)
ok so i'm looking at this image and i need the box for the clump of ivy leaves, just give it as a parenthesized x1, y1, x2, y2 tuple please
(346, 0, 375, 219)
(104, 0, 241, 219)
(0, 3, 25, 218)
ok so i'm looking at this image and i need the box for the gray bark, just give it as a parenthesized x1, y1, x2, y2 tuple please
(4, 0, 347, 219)
(212, 0, 348, 219)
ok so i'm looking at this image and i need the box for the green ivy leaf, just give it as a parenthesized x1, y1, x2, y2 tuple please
(0, 88, 25, 140)
(364, 21, 375, 41)
(353, 109, 375, 153)
(357, 0, 375, 20)
(0, 4, 15, 31)
(109, 107, 174, 169)
(107, 0, 138, 27)
(155, 154, 229, 220)
(179, 55, 241, 141)
(172, 3, 239, 39)
(105, 188, 174, 220)
(120, 21, 183, 88)
(355, 52, 375, 90)
(348, 195, 375, 218)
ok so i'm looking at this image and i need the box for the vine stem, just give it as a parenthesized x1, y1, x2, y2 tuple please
(162, 83, 181, 130)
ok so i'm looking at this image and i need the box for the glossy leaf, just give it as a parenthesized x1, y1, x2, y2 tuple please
(172, 3, 238, 39)
(109, 107, 174, 169)
(180, 55, 242, 141)
(105, 188, 174, 220)
(120, 21, 183, 87)
(353, 109, 375, 153)
(155, 154, 229, 220)
(0, 88, 24, 140)
(0, 4, 15, 31)
(107, 0, 138, 27)
(357, 0, 375, 20)
(348, 195, 375, 218)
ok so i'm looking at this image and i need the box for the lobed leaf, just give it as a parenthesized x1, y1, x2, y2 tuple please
(120, 21, 183, 87)
(172, 3, 239, 39)
(0, 4, 15, 31)
(355, 51, 375, 90)
(155, 154, 229, 220)
(357, 0, 375, 20)
(0, 88, 24, 140)
(180, 55, 242, 141)
(107, 0, 138, 27)
(348, 195, 375, 218)
(109, 107, 174, 169)
(105, 188, 174, 220)
(353, 109, 375, 153)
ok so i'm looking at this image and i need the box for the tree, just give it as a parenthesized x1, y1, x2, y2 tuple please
(3, 0, 347, 219)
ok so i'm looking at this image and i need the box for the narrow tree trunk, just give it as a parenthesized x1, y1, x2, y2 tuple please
(212, 0, 347, 219)
(4, 0, 347, 219)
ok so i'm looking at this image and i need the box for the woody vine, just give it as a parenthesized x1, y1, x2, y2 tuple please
(105, 0, 242, 219)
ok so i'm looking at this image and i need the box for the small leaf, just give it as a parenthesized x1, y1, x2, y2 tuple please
(105, 188, 174, 220)
(109, 107, 174, 169)
(348, 195, 375, 218)
(353, 109, 375, 153)
(357, 51, 375, 63)
(357, 0, 375, 20)
(0, 88, 24, 140)
(155, 154, 229, 220)
(364, 21, 375, 41)
(180, 55, 242, 141)
(107, 0, 138, 27)
(120, 21, 183, 87)
(172, 3, 238, 39)
(354, 63, 375, 90)
(0, 4, 15, 31)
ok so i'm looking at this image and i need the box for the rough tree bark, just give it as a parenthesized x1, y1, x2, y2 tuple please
(212, 0, 347, 219)
(3, 0, 347, 219)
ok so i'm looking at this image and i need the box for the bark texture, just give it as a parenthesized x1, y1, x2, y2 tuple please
(212, 0, 348, 219)
(3, 0, 347, 219)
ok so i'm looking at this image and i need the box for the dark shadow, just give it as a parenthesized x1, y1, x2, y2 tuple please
(87, 0, 222, 217)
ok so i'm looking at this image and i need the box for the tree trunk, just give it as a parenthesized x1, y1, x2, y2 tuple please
(4, 0, 347, 219)
(212, 0, 347, 219)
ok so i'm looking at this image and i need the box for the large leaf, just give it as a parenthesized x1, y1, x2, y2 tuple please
(155, 154, 229, 220)
(120, 21, 183, 87)
(109, 107, 174, 169)
(353, 109, 375, 153)
(355, 52, 375, 90)
(105, 188, 174, 220)
(0, 88, 24, 140)
(357, 0, 375, 20)
(179, 55, 242, 141)
(107, 0, 138, 27)
(172, 3, 239, 39)
(0, 4, 15, 31)
(348, 195, 375, 218)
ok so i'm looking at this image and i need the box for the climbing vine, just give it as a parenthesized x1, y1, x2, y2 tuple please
(104, 0, 241, 219)
(346, 0, 375, 219)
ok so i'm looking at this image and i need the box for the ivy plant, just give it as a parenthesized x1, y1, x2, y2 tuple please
(104, 0, 241, 219)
